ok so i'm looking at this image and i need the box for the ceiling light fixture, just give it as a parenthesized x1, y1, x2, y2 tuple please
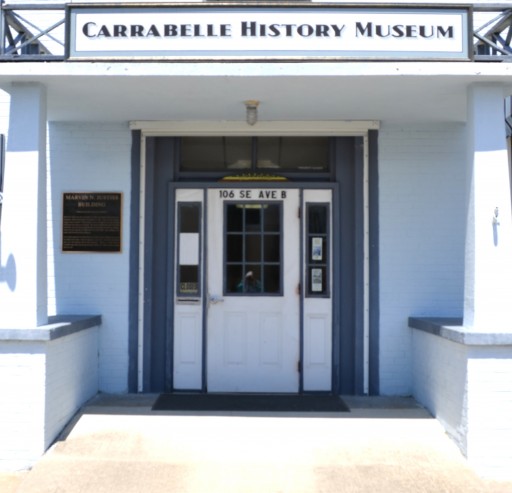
(244, 100, 259, 126)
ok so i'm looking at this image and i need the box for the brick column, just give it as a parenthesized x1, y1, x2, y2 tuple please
(0, 83, 47, 328)
(464, 84, 512, 331)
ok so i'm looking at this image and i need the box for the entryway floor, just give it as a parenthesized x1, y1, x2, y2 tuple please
(6, 394, 512, 493)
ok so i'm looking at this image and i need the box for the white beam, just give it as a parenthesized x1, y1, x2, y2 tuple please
(0, 83, 47, 328)
(464, 84, 512, 331)
(130, 120, 380, 136)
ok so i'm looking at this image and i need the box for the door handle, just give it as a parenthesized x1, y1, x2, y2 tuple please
(209, 294, 225, 305)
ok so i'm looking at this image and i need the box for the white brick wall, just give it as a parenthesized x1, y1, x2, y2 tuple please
(466, 346, 512, 478)
(47, 122, 131, 392)
(379, 123, 466, 394)
(0, 343, 46, 469)
(412, 329, 512, 479)
(45, 327, 99, 446)
(412, 330, 468, 452)
(0, 326, 99, 470)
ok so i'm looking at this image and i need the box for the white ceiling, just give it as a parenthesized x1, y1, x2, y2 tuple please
(1, 62, 512, 123)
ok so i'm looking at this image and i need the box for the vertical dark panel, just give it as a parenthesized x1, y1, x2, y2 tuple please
(353, 137, 366, 395)
(143, 137, 155, 391)
(336, 137, 356, 395)
(299, 189, 304, 393)
(368, 129, 380, 396)
(165, 185, 176, 391)
(335, 135, 376, 396)
(330, 182, 341, 394)
(149, 138, 176, 391)
(128, 130, 141, 392)
(140, 137, 177, 392)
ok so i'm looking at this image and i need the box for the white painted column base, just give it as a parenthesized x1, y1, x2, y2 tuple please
(411, 321, 512, 480)
(0, 317, 100, 471)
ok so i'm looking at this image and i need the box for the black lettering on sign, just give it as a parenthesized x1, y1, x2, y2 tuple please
(218, 189, 287, 200)
(219, 190, 235, 199)
(355, 21, 454, 39)
(240, 22, 345, 38)
(258, 190, 277, 199)
(82, 22, 96, 37)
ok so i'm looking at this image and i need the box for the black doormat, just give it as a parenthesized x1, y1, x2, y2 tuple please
(152, 393, 349, 412)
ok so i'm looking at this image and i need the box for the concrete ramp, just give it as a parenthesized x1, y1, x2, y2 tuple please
(14, 395, 512, 493)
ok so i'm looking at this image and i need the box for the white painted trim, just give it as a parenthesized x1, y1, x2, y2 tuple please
(137, 134, 146, 392)
(130, 120, 380, 136)
(135, 122, 375, 392)
(2, 62, 512, 79)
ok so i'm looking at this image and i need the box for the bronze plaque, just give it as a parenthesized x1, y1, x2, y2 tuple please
(62, 192, 122, 253)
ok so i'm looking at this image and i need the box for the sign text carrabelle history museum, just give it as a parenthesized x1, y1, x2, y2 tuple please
(68, 7, 469, 60)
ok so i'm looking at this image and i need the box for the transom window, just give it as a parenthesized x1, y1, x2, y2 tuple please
(224, 202, 282, 295)
(180, 137, 330, 174)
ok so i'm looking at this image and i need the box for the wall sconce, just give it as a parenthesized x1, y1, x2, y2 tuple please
(493, 207, 500, 226)
(244, 100, 259, 126)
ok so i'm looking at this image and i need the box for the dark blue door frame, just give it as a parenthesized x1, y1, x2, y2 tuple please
(128, 134, 380, 395)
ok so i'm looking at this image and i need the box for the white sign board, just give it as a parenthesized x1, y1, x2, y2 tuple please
(67, 7, 470, 60)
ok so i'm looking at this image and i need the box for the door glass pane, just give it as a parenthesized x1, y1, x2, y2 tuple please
(263, 204, 280, 232)
(226, 234, 243, 262)
(227, 205, 243, 232)
(180, 204, 200, 233)
(263, 265, 280, 293)
(225, 203, 282, 295)
(245, 208, 261, 231)
(264, 235, 280, 262)
(226, 264, 243, 293)
(246, 235, 261, 262)
(308, 205, 327, 234)
(238, 265, 262, 293)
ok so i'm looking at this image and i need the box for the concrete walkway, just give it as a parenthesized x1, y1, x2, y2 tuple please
(7, 394, 512, 493)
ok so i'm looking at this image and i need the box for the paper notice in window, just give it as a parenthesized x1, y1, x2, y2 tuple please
(312, 237, 323, 261)
(179, 233, 199, 265)
(312, 268, 323, 292)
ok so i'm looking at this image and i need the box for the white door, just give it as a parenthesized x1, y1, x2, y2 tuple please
(207, 188, 300, 392)
(302, 189, 333, 391)
(173, 189, 205, 390)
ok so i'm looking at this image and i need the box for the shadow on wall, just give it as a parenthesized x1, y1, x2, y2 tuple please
(0, 234, 16, 291)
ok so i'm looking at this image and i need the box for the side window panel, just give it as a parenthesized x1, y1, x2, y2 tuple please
(176, 202, 201, 297)
(306, 203, 330, 297)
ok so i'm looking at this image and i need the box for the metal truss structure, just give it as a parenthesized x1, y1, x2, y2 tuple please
(474, 8, 512, 61)
(0, 3, 65, 60)
(1, 3, 512, 61)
